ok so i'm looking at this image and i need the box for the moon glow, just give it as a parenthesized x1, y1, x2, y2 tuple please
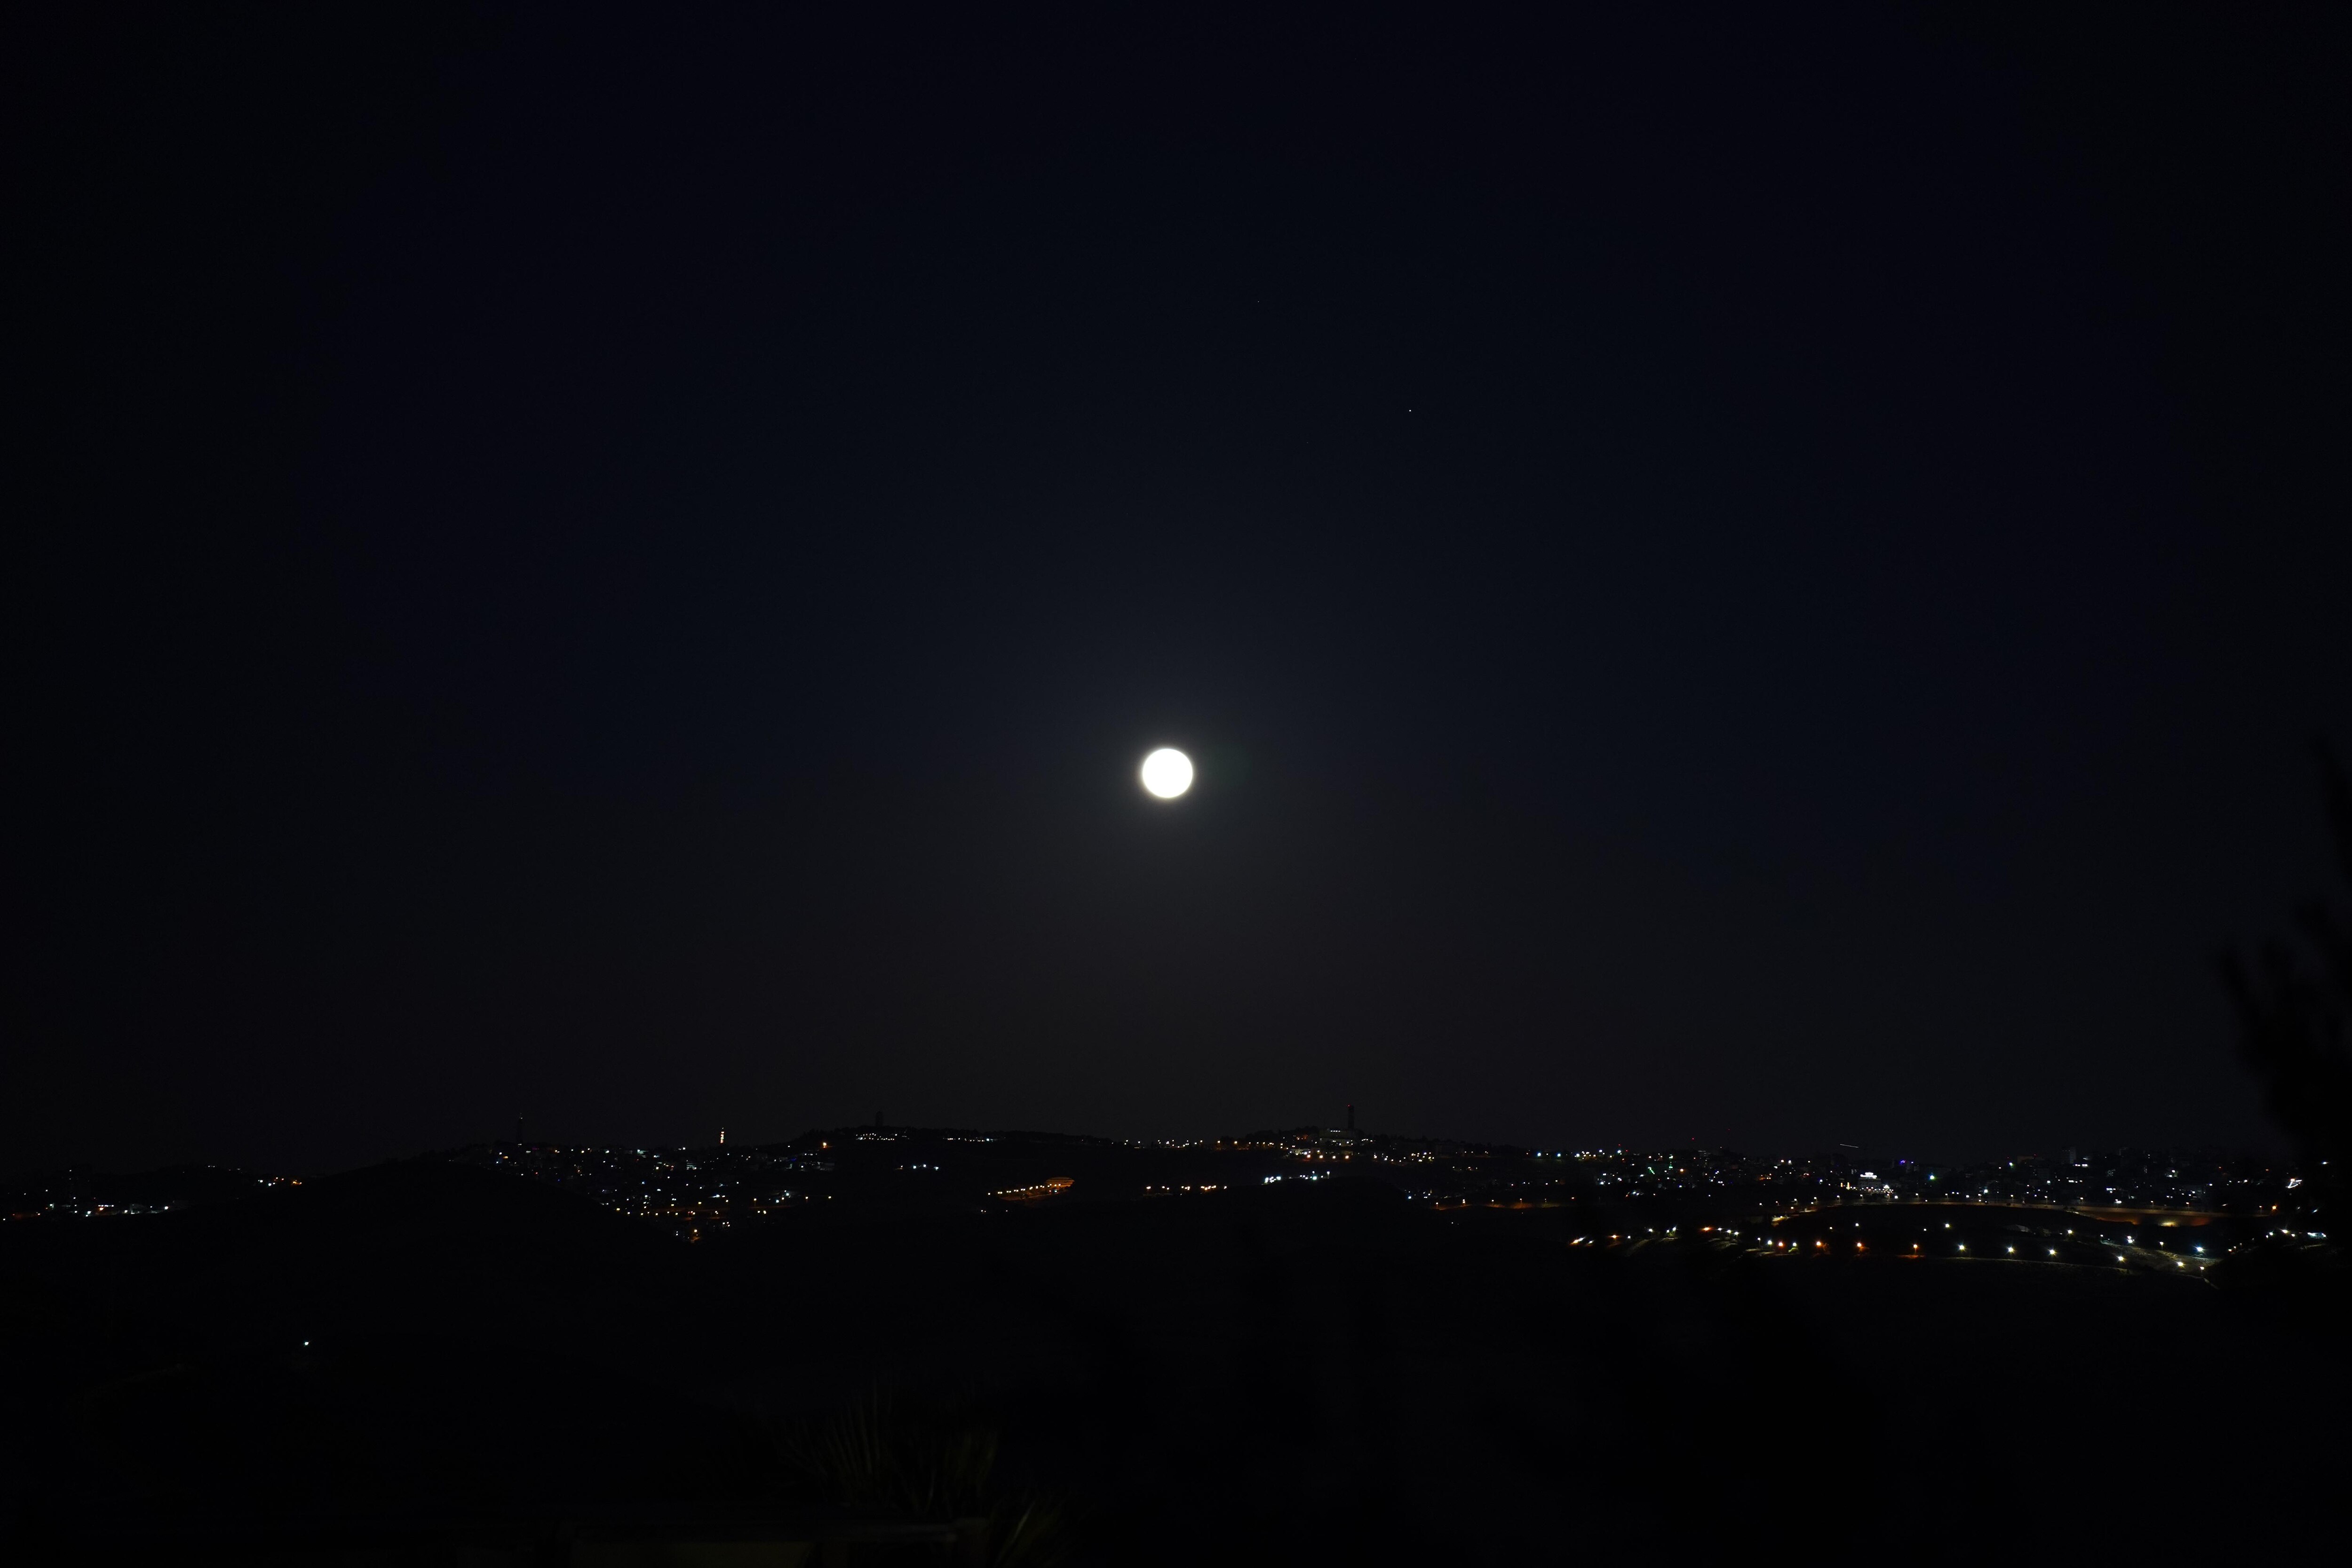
(1140, 748, 1194, 799)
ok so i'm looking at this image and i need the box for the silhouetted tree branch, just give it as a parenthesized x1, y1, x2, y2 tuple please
(2220, 740, 2352, 1221)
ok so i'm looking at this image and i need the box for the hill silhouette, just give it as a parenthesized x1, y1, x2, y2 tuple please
(6, 1164, 2347, 1562)
(3, 1159, 674, 1355)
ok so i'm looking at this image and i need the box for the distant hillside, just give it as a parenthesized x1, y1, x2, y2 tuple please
(2, 1163, 295, 1218)
(5, 1159, 2345, 1561)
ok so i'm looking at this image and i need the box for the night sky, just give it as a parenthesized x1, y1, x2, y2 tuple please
(15, 8, 2348, 1174)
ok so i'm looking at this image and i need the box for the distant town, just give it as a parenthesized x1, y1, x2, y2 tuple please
(7, 1124, 2326, 1277)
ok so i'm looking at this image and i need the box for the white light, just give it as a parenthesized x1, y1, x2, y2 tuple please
(1140, 748, 1194, 798)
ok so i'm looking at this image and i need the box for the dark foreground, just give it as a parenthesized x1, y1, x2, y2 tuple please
(3, 1162, 2344, 1564)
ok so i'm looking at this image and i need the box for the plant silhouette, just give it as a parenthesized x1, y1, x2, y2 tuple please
(2221, 740, 2351, 1243)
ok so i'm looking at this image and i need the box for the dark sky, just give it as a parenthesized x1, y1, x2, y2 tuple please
(13, 7, 2348, 1173)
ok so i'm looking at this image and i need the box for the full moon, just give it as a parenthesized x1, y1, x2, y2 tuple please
(1139, 747, 1194, 799)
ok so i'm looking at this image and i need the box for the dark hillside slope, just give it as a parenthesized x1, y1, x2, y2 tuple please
(1, 1159, 677, 1353)
(0, 1162, 736, 1536)
(6, 1171, 2346, 1561)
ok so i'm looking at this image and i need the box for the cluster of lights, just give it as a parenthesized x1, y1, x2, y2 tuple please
(990, 1178, 1076, 1202)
